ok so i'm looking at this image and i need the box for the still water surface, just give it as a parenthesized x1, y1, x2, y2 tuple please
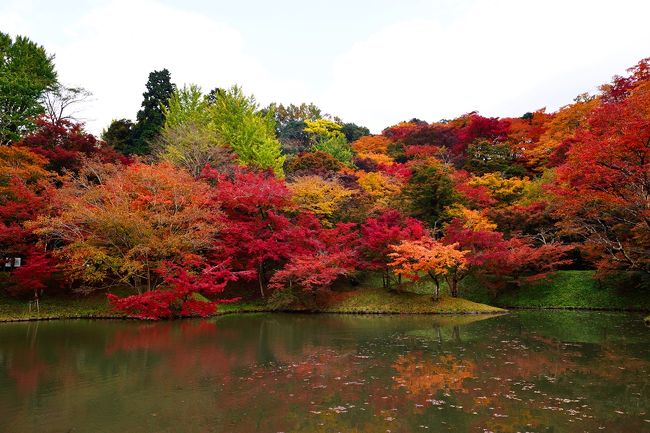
(0, 311, 649, 433)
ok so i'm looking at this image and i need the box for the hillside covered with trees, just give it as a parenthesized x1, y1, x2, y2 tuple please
(1, 31, 648, 319)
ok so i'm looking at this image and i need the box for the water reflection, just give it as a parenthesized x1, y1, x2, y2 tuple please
(0, 312, 648, 433)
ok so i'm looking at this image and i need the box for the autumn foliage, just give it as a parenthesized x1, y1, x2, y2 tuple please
(554, 68, 650, 274)
(17, 116, 125, 173)
(32, 162, 220, 292)
(2, 55, 649, 319)
(389, 237, 467, 298)
(107, 260, 240, 320)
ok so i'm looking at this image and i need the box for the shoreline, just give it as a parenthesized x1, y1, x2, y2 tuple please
(0, 309, 508, 323)
(0, 288, 506, 323)
(3, 271, 649, 323)
(0, 306, 508, 324)
(497, 305, 650, 313)
(3, 304, 650, 324)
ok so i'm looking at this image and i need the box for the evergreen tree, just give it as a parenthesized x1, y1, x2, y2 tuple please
(131, 69, 175, 154)
(102, 119, 135, 155)
(341, 122, 370, 142)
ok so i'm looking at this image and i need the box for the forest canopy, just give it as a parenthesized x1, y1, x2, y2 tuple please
(1, 32, 648, 319)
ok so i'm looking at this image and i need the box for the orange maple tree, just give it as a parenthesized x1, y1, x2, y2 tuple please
(389, 236, 468, 299)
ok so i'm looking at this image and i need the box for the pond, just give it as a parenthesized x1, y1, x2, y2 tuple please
(0, 311, 649, 433)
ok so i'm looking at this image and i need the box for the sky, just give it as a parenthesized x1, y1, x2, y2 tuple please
(2, 0, 650, 134)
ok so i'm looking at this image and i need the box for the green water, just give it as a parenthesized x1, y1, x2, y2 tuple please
(0, 311, 649, 433)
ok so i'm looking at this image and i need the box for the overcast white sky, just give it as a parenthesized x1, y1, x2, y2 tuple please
(2, 0, 650, 134)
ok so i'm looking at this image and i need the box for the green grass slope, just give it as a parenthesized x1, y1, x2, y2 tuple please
(462, 270, 650, 311)
(315, 288, 504, 314)
(1, 285, 503, 322)
(0, 294, 125, 321)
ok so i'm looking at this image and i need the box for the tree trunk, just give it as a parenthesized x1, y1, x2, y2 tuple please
(258, 263, 265, 298)
(450, 278, 458, 297)
(451, 278, 458, 298)
(446, 275, 459, 297)
(428, 271, 440, 300)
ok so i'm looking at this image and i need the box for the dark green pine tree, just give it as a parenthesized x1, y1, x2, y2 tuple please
(101, 118, 135, 155)
(130, 69, 175, 155)
(341, 122, 370, 143)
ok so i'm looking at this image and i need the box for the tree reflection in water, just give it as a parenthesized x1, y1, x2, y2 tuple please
(0, 312, 649, 433)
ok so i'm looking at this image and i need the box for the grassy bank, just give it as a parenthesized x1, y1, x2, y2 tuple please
(0, 286, 503, 322)
(462, 270, 650, 311)
(3, 270, 648, 322)
(272, 287, 505, 314)
(0, 294, 125, 322)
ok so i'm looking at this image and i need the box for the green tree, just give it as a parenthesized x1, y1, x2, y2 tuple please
(156, 123, 233, 177)
(312, 135, 354, 166)
(267, 102, 322, 129)
(341, 122, 370, 142)
(161, 85, 284, 176)
(0, 32, 57, 144)
(158, 85, 230, 176)
(131, 69, 175, 155)
(163, 84, 211, 129)
(402, 158, 457, 228)
(277, 119, 310, 154)
(464, 140, 526, 177)
(210, 85, 284, 176)
(304, 118, 354, 166)
(266, 102, 323, 155)
(102, 119, 135, 155)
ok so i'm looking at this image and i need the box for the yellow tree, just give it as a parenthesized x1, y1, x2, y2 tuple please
(389, 236, 468, 299)
(444, 204, 497, 231)
(303, 118, 343, 139)
(356, 171, 402, 210)
(287, 175, 354, 220)
(467, 172, 530, 204)
(302, 119, 354, 165)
